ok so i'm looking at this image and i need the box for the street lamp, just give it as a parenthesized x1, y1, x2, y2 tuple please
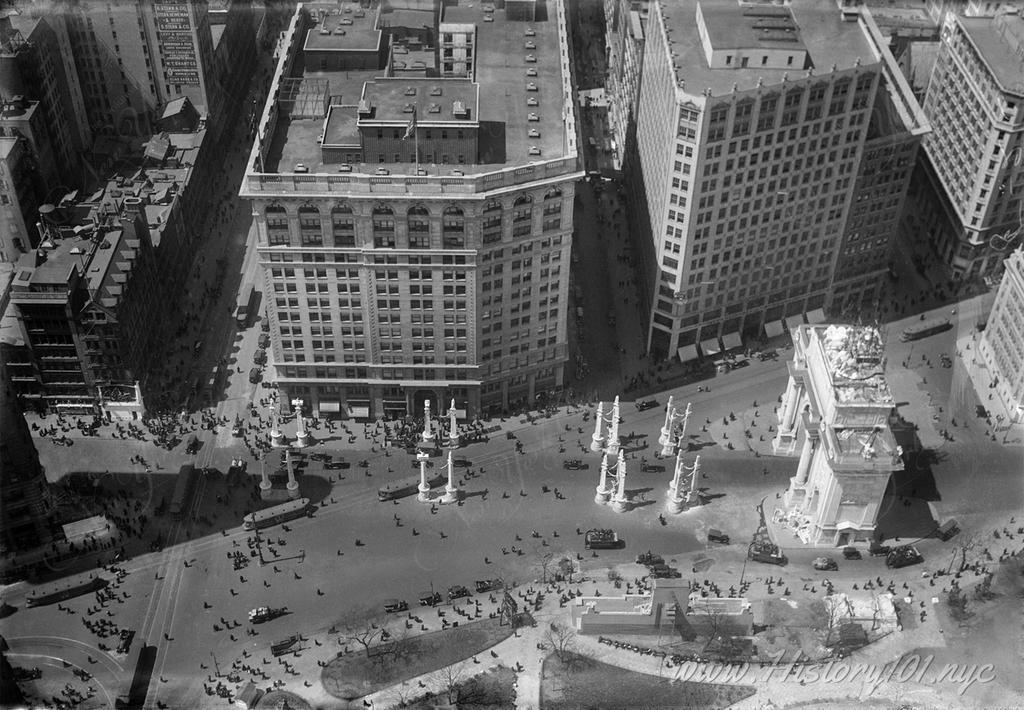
(658, 397, 692, 457)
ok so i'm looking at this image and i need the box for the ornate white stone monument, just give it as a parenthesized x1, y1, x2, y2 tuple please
(590, 401, 606, 452)
(447, 399, 460, 448)
(441, 449, 459, 504)
(284, 449, 300, 499)
(416, 449, 432, 501)
(293, 398, 310, 448)
(610, 455, 631, 512)
(594, 452, 612, 503)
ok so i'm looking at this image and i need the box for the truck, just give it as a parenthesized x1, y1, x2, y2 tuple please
(584, 528, 622, 550)
(248, 606, 288, 624)
(235, 282, 257, 327)
(747, 541, 787, 566)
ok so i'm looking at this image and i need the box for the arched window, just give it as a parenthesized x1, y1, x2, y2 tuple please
(265, 204, 289, 246)
(512, 195, 533, 237)
(482, 200, 503, 244)
(298, 204, 322, 246)
(543, 187, 562, 201)
(331, 204, 355, 247)
(372, 206, 395, 248)
(407, 205, 430, 248)
(543, 188, 562, 218)
(442, 206, 465, 248)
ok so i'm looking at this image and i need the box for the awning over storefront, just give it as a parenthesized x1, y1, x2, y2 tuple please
(348, 405, 370, 419)
(721, 332, 742, 350)
(700, 338, 721, 357)
(806, 308, 826, 325)
(319, 401, 341, 413)
(676, 344, 699, 363)
(784, 314, 805, 332)
(764, 320, 785, 338)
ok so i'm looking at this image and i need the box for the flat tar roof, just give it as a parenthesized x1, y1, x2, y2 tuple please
(959, 15, 1024, 95)
(359, 78, 479, 125)
(699, 3, 806, 51)
(662, 0, 877, 96)
(303, 2, 381, 51)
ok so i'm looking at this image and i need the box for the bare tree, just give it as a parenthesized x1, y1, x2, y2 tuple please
(534, 548, 555, 584)
(432, 663, 468, 705)
(699, 599, 727, 653)
(948, 532, 983, 573)
(820, 593, 850, 647)
(333, 605, 385, 658)
(544, 621, 579, 664)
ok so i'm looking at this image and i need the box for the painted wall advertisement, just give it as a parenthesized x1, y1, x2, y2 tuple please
(154, 1, 200, 85)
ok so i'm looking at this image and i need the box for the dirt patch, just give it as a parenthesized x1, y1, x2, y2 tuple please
(540, 653, 755, 709)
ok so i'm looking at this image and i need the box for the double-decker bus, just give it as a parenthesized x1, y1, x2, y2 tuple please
(243, 498, 312, 530)
(169, 464, 198, 520)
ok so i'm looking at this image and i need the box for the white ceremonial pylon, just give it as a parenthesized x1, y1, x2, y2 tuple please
(270, 399, 285, 448)
(590, 401, 606, 452)
(685, 455, 702, 506)
(666, 449, 686, 513)
(285, 449, 300, 499)
(594, 452, 612, 503)
(447, 399, 460, 448)
(259, 456, 272, 499)
(611, 455, 631, 512)
(441, 449, 459, 504)
(605, 396, 621, 458)
(416, 449, 432, 501)
(421, 399, 435, 446)
(658, 395, 676, 449)
(294, 399, 310, 448)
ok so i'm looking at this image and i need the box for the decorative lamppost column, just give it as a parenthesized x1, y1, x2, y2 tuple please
(293, 398, 310, 448)
(684, 455, 702, 506)
(447, 399, 460, 449)
(666, 449, 686, 513)
(441, 449, 459, 504)
(416, 449, 431, 501)
(594, 453, 612, 503)
(259, 454, 272, 499)
(605, 396, 621, 459)
(270, 399, 285, 448)
(419, 399, 435, 450)
(590, 401, 606, 452)
(658, 395, 676, 449)
(285, 449, 299, 499)
(611, 455, 631, 513)
(660, 401, 692, 457)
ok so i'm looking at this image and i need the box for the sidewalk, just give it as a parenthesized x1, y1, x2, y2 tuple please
(956, 332, 1023, 445)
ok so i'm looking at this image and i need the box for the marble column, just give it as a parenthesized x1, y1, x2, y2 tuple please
(285, 449, 299, 499)
(441, 449, 459, 504)
(658, 395, 675, 448)
(595, 453, 612, 503)
(611, 456, 630, 512)
(259, 457, 272, 499)
(590, 402, 606, 452)
(417, 450, 431, 501)
(795, 435, 815, 485)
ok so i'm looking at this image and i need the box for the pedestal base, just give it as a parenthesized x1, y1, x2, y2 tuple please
(286, 481, 300, 499)
(259, 479, 273, 500)
(665, 497, 684, 514)
(590, 436, 606, 453)
(611, 497, 631, 513)
(270, 430, 285, 448)
(295, 431, 310, 448)
(448, 436, 460, 449)
(417, 484, 431, 502)
(658, 426, 672, 448)
(660, 444, 675, 457)
(441, 487, 460, 504)
(594, 487, 611, 504)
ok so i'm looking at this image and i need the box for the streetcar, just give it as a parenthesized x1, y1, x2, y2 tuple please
(242, 498, 312, 531)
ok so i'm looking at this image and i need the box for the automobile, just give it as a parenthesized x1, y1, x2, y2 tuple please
(447, 585, 470, 601)
(418, 591, 442, 606)
(757, 349, 778, 361)
(584, 529, 621, 549)
(635, 399, 658, 412)
(635, 551, 664, 566)
(869, 541, 892, 557)
(383, 599, 408, 613)
(270, 635, 299, 656)
(475, 579, 502, 593)
(185, 436, 199, 455)
(116, 629, 135, 655)
(562, 459, 590, 470)
(326, 460, 350, 470)
(253, 349, 267, 365)
(748, 542, 787, 565)
(232, 423, 243, 437)
(649, 564, 682, 578)
(248, 606, 287, 624)
(640, 462, 666, 473)
(813, 556, 838, 571)
(258, 333, 271, 349)
(935, 519, 960, 541)
(310, 452, 332, 462)
(707, 528, 730, 544)
(885, 545, 924, 569)
(248, 368, 262, 384)
(453, 458, 472, 468)
(842, 546, 863, 560)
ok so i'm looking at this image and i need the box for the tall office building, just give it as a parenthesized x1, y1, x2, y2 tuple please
(979, 247, 1024, 422)
(603, 0, 649, 174)
(0, 136, 42, 264)
(0, 353, 56, 556)
(62, 0, 217, 138)
(632, 0, 927, 361)
(241, 0, 582, 419)
(917, 10, 1024, 279)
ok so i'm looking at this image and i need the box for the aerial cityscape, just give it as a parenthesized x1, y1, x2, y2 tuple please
(0, 0, 1021, 708)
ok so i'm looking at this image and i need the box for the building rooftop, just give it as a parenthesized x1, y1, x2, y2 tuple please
(257, 0, 573, 176)
(699, 3, 807, 52)
(303, 2, 382, 51)
(359, 77, 479, 125)
(959, 14, 1024, 96)
(661, 0, 878, 96)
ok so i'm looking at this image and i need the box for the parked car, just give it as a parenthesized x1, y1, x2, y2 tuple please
(383, 599, 408, 613)
(116, 629, 135, 655)
(258, 333, 271, 349)
(447, 585, 470, 601)
(310, 453, 332, 462)
(640, 462, 666, 473)
(636, 551, 664, 566)
(707, 528, 730, 544)
(248, 368, 262, 384)
(474, 579, 502, 593)
(649, 564, 681, 578)
(453, 458, 472, 468)
(886, 545, 924, 569)
(813, 556, 838, 571)
(418, 591, 442, 606)
(842, 546, 863, 560)
(869, 541, 892, 557)
(635, 399, 658, 412)
(324, 460, 349, 470)
(253, 349, 267, 365)
(562, 459, 590, 470)
(935, 519, 960, 541)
